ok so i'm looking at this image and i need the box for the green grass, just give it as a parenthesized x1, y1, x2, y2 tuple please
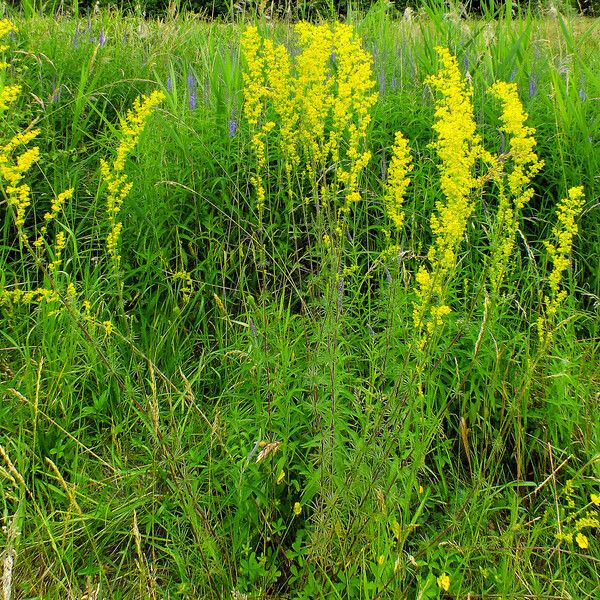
(1, 3, 599, 599)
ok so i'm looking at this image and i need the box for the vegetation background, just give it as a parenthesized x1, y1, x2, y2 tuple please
(0, 0, 598, 599)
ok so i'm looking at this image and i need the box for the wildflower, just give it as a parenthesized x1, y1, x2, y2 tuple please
(187, 71, 196, 110)
(528, 74, 537, 97)
(537, 186, 585, 344)
(377, 555, 385, 565)
(575, 532, 589, 549)
(103, 320, 113, 335)
(228, 116, 237, 138)
(293, 502, 302, 516)
(101, 90, 164, 271)
(591, 494, 600, 506)
(437, 573, 450, 591)
(384, 130, 412, 233)
(413, 47, 482, 348)
(487, 81, 543, 293)
(276, 470, 285, 485)
(98, 29, 105, 47)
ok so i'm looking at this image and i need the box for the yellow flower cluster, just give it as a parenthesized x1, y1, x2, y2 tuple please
(487, 81, 544, 293)
(0, 19, 20, 109)
(324, 23, 378, 219)
(537, 186, 585, 344)
(556, 479, 599, 551)
(0, 131, 40, 241)
(437, 573, 451, 592)
(101, 90, 164, 270)
(384, 130, 413, 233)
(241, 23, 377, 224)
(0, 19, 74, 313)
(0, 286, 58, 310)
(413, 47, 482, 348)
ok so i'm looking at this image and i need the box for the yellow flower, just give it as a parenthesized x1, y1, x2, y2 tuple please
(276, 470, 285, 485)
(384, 130, 413, 233)
(293, 502, 302, 516)
(591, 493, 600, 506)
(102, 90, 164, 270)
(437, 572, 451, 591)
(538, 186, 585, 344)
(575, 532, 589, 549)
(487, 81, 543, 294)
(413, 47, 482, 349)
(377, 555, 385, 565)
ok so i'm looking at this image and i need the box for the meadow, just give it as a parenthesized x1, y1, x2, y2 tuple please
(0, 2, 599, 598)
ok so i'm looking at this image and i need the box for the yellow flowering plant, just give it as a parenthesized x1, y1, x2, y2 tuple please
(537, 186, 585, 345)
(413, 46, 483, 351)
(487, 81, 544, 295)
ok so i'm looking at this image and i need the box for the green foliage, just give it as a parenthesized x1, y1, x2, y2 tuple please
(0, 4, 599, 599)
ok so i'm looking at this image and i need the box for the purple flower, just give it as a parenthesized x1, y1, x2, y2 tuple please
(98, 29, 105, 47)
(510, 67, 517, 82)
(579, 88, 586, 102)
(72, 25, 80, 48)
(385, 267, 392, 284)
(228, 117, 237, 138)
(167, 75, 172, 92)
(499, 131, 505, 154)
(528, 74, 537, 97)
(187, 71, 196, 91)
(391, 74, 397, 91)
(337, 277, 344, 311)
(187, 72, 197, 110)
(51, 76, 59, 103)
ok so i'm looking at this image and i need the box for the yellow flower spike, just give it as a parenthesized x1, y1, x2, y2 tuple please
(538, 186, 585, 344)
(413, 47, 482, 349)
(487, 81, 543, 294)
(437, 573, 451, 592)
(384, 130, 413, 233)
(102, 90, 164, 272)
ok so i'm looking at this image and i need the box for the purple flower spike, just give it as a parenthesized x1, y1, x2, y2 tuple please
(228, 118, 237, 138)
(337, 277, 344, 311)
(579, 88, 586, 102)
(99, 30, 105, 47)
(187, 72, 196, 91)
(167, 75, 172, 93)
(187, 72, 197, 110)
(528, 75, 537, 97)
(391, 74, 397, 91)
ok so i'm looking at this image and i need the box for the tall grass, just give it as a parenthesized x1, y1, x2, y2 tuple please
(1, 3, 599, 599)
